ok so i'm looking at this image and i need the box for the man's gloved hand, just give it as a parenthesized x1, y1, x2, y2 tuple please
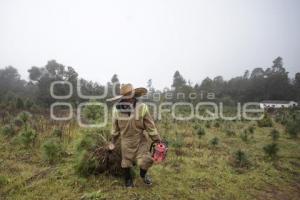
(108, 142, 115, 150)
(153, 135, 162, 143)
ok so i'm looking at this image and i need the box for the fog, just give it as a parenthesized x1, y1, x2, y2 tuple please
(0, 0, 299, 89)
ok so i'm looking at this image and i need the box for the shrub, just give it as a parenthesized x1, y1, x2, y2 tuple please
(233, 149, 250, 168)
(269, 129, 280, 141)
(210, 137, 219, 146)
(257, 114, 273, 127)
(42, 138, 64, 164)
(19, 129, 37, 147)
(0, 125, 15, 137)
(196, 127, 206, 138)
(263, 143, 279, 160)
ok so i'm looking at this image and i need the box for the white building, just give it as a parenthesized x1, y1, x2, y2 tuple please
(260, 100, 298, 109)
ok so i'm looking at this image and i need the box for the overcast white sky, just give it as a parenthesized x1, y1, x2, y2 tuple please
(0, 0, 299, 89)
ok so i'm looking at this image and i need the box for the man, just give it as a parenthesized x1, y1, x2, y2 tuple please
(107, 84, 161, 188)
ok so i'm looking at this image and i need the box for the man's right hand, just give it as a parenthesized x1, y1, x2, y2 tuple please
(108, 143, 115, 150)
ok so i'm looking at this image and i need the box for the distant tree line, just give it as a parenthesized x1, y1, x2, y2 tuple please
(169, 57, 300, 104)
(0, 57, 299, 110)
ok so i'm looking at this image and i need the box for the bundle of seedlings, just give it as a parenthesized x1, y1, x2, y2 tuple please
(75, 131, 123, 177)
(92, 139, 123, 176)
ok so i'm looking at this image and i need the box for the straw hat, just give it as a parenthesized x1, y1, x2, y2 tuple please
(106, 83, 147, 102)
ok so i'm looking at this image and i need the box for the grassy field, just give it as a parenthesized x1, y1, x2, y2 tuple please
(0, 112, 300, 200)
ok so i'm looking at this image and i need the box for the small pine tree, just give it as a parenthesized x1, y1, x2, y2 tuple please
(248, 126, 255, 134)
(263, 143, 279, 160)
(74, 150, 100, 177)
(210, 137, 219, 146)
(192, 123, 199, 130)
(76, 136, 95, 152)
(240, 131, 249, 143)
(196, 127, 206, 138)
(0, 125, 15, 137)
(233, 149, 250, 168)
(42, 138, 63, 164)
(205, 122, 211, 128)
(19, 129, 37, 147)
(269, 129, 280, 141)
(171, 132, 184, 149)
(171, 132, 184, 156)
(18, 111, 31, 125)
(83, 100, 104, 123)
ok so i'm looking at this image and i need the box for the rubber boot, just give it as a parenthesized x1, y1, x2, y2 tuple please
(124, 168, 133, 188)
(140, 168, 152, 185)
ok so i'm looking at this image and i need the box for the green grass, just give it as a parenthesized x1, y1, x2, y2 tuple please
(0, 117, 300, 200)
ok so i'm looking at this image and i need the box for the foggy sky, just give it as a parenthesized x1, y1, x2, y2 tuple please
(0, 0, 299, 89)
